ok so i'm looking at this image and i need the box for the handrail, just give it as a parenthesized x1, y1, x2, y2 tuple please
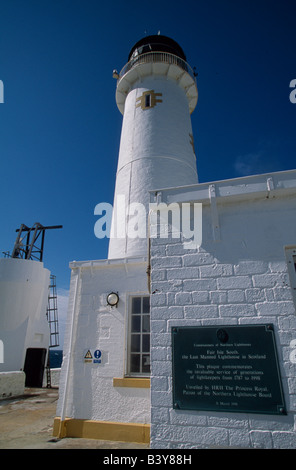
(118, 51, 196, 84)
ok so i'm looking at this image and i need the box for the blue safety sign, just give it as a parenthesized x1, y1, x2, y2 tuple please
(93, 349, 102, 363)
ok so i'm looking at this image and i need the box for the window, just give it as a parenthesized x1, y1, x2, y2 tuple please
(135, 90, 162, 110)
(128, 296, 150, 375)
(145, 93, 151, 108)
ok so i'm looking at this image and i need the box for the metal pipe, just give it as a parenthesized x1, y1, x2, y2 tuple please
(57, 266, 81, 438)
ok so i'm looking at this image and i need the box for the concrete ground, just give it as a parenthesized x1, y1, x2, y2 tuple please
(0, 387, 150, 449)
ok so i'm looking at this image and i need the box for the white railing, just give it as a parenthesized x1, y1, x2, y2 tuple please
(119, 52, 196, 84)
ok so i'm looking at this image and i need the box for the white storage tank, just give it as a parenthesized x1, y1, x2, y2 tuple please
(0, 257, 50, 386)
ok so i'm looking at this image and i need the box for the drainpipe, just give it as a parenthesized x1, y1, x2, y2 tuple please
(146, 209, 153, 293)
(58, 266, 81, 438)
(147, 192, 161, 293)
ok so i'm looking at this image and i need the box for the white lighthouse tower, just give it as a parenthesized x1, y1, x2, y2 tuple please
(108, 35, 198, 258)
(55, 35, 199, 444)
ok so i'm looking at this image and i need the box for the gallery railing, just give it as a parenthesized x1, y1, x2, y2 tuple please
(118, 51, 196, 84)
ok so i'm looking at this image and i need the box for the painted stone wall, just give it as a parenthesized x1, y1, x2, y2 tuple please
(149, 172, 296, 448)
(57, 258, 150, 425)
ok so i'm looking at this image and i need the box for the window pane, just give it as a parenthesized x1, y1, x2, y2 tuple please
(131, 315, 141, 332)
(142, 334, 150, 352)
(143, 297, 150, 313)
(142, 315, 150, 332)
(145, 94, 151, 108)
(130, 354, 140, 373)
(142, 354, 150, 373)
(131, 334, 140, 352)
(131, 297, 141, 313)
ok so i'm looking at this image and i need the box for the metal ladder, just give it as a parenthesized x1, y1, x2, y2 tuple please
(46, 274, 60, 388)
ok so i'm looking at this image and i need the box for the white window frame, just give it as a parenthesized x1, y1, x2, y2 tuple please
(126, 294, 150, 377)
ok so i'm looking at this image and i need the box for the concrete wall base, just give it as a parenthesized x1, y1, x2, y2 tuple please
(0, 371, 25, 399)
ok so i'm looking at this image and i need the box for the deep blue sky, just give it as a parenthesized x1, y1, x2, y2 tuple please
(1, 0, 296, 295)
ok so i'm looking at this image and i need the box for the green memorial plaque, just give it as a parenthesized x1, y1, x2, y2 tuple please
(172, 324, 286, 415)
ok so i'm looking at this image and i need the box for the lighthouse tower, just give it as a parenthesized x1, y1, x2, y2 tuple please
(108, 35, 198, 259)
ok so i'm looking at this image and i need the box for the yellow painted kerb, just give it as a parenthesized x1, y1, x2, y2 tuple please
(53, 417, 150, 444)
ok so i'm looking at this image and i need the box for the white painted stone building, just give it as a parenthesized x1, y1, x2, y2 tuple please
(149, 171, 296, 448)
(55, 35, 296, 448)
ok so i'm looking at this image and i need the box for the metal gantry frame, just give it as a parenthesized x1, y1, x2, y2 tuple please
(11, 223, 63, 262)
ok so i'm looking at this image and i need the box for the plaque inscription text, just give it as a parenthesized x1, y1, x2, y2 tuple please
(172, 325, 286, 415)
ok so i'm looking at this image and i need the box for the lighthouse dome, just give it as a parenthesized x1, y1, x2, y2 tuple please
(128, 35, 187, 62)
